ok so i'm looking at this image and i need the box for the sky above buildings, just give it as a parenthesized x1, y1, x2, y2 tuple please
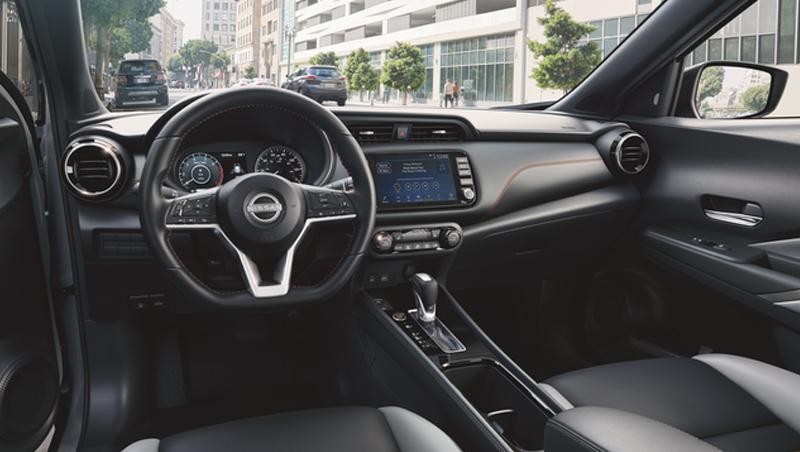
(167, 0, 202, 41)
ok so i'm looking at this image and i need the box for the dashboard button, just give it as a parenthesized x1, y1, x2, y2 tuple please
(461, 187, 476, 201)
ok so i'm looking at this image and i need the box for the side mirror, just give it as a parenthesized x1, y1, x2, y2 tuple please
(676, 62, 787, 119)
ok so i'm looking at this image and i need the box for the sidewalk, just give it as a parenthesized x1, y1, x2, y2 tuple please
(345, 99, 478, 110)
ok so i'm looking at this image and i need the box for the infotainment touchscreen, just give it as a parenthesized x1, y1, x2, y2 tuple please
(371, 153, 459, 208)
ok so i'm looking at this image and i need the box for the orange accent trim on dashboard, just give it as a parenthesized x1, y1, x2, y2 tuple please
(486, 157, 604, 216)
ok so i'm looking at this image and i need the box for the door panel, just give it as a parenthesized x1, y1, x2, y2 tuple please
(628, 116, 800, 333)
(0, 74, 61, 450)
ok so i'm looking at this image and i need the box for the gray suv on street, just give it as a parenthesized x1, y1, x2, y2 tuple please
(282, 65, 347, 106)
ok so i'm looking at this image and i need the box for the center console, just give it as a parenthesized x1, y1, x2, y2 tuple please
(363, 275, 558, 451)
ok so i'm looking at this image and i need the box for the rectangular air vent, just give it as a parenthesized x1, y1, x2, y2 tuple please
(347, 122, 465, 143)
(409, 123, 463, 142)
(347, 124, 394, 143)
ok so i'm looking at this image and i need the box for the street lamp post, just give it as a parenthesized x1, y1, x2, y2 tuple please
(283, 24, 295, 82)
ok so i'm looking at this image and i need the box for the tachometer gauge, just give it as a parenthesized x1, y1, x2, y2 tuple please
(177, 152, 224, 190)
(254, 145, 307, 183)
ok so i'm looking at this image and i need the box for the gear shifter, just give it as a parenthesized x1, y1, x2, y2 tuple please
(407, 273, 465, 353)
(410, 273, 437, 323)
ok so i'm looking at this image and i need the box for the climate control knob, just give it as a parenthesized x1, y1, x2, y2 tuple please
(373, 231, 394, 253)
(440, 228, 462, 249)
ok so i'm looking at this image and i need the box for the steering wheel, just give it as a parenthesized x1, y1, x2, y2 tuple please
(139, 87, 375, 308)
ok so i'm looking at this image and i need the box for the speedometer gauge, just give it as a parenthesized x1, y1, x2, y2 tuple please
(254, 145, 307, 183)
(177, 152, 224, 190)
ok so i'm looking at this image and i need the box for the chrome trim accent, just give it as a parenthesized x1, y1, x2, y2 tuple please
(358, 130, 375, 136)
(245, 193, 283, 224)
(613, 132, 649, 175)
(703, 209, 763, 227)
(63, 136, 124, 198)
(409, 308, 466, 354)
(413, 291, 437, 323)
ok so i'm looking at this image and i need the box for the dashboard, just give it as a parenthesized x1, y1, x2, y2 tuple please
(62, 104, 646, 314)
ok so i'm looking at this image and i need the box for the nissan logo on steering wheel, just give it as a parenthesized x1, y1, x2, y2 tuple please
(246, 193, 283, 224)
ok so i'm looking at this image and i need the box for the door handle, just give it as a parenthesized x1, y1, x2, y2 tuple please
(703, 209, 763, 227)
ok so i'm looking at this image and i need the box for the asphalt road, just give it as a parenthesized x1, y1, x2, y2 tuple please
(110, 88, 201, 112)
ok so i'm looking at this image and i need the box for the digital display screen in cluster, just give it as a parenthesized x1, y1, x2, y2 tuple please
(372, 153, 458, 207)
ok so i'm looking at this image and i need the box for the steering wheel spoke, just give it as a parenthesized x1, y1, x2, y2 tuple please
(165, 187, 220, 229)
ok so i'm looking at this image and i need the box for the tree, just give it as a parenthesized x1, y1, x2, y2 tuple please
(109, 18, 153, 66)
(167, 54, 185, 72)
(739, 83, 769, 113)
(178, 39, 219, 85)
(211, 52, 231, 70)
(351, 62, 380, 102)
(381, 42, 426, 105)
(309, 51, 339, 67)
(696, 66, 724, 102)
(244, 66, 257, 79)
(82, 0, 164, 92)
(527, 0, 601, 94)
(344, 48, 370, 82)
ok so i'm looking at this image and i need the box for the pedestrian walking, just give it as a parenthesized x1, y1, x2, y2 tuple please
(443, 79, 453, 107)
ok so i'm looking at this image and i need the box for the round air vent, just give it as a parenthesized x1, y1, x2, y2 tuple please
(62, 136, 127, 201)
(611, 132, 650, 175)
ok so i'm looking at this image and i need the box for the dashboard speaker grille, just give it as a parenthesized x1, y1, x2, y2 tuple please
(612, 132, 649, 175)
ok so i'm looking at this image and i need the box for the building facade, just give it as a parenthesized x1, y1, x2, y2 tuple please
(234, 0, 262, 80)
(127, 8, 184, 67)
(202, 0, 238, 51)
(284, 0, 665, 106)
(259, 0, 282, 81)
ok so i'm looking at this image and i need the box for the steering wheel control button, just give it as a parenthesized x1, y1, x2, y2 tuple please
(246, 193, 283, 224)
(167, 193, 218, 225)
(305, 189, 356, 218)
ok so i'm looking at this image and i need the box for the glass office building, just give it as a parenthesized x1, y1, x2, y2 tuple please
(439, 34, 515, 103)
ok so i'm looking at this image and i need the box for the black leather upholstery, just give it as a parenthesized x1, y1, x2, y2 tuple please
(122, 406, 461, 452)
(544, 355, 800, 451)
(545, 407, 720, 452)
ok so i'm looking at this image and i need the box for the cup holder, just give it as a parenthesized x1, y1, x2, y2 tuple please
(443, 361, 550, 451)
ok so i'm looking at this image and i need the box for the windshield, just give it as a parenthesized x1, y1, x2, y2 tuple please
(80, 0, 663, 112)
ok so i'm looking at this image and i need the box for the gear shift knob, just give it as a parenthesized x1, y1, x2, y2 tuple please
(410, 273, 438, 323)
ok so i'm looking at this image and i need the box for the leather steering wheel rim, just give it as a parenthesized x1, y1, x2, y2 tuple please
(139, 87, 375, 309)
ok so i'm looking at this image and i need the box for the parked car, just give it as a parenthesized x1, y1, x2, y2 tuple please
(232, 79, 254, 88)
(251, 77, 275, 87)
(283, 65, 347, 106)
(168, 79, 185, 89)
(113, 59, 168, 108)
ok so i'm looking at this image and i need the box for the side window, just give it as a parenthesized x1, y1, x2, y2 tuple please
(687, 0, 799, 118)
(1, 0, 40, 120)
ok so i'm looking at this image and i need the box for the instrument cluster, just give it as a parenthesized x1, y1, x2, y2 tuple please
(173, 142, 315, 191)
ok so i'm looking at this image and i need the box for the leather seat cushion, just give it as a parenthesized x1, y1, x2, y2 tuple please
(544, 357, 800, 451)
(123, 406, 461, 452)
